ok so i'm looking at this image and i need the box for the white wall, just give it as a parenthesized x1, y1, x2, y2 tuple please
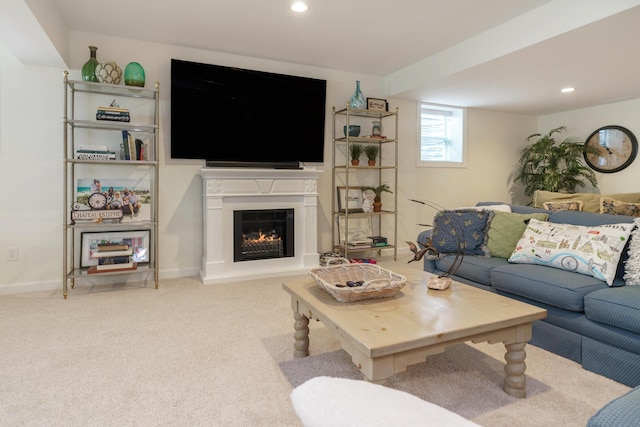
(0, 31, 544, 294)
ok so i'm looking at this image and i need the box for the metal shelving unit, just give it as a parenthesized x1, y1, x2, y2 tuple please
(62, 71, 160, 298)
(332, 104, 399, 260)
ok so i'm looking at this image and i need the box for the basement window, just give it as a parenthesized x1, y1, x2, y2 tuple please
(417, 104, 465, 167)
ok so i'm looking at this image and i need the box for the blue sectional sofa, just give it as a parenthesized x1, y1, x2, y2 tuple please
(418, 202, 640, 387)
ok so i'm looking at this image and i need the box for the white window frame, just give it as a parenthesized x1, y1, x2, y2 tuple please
(416, 103, 466, 168)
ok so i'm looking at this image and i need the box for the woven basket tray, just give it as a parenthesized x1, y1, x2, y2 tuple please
(309, 259, 407, 302)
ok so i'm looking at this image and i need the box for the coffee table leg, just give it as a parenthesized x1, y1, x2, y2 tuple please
(293, 312, 310, 358)
(503, 341, 527, 398)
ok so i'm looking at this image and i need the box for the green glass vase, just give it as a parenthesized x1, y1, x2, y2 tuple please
(124, 62, 146, 87)
(81, 46, 99, 82)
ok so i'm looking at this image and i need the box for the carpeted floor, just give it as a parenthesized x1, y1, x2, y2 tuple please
(0, 260, 631, 426)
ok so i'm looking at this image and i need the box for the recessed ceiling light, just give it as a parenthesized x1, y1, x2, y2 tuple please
(291, 2, 308, 12)
(561, 87, 575, 93)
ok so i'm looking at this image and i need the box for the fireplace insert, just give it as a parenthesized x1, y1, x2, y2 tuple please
(233, 209, 294, 262)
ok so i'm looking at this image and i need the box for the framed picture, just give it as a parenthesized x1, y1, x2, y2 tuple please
(338, 216, 373, 244)
(367, 97, 388, 112)
(337, 186, 364, 212)
(75, 177, 152, 223)
(81, 230, 150, 267)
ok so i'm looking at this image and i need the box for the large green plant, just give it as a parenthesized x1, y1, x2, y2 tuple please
(515, 126, 598, 196)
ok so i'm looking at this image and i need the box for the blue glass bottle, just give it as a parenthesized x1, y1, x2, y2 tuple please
(349, 80, 365, 109)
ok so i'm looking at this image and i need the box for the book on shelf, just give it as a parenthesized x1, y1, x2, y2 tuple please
(97, 243, 129, 251)
(97, 113, 131, 122)
(97, 105, 129, 113)
(98, 256, 131, 265)
(93, 248, 133, 257)
(76, 151, 116, 160)
(371, 242, 389, 247)
(88, 262, 137, 274)
(78, 144, 108, 152)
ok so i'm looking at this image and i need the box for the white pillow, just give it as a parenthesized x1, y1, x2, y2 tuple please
(457, 204, 512, 212)
(509, 218, 633, 286)
(291, 376, 480, 427)
(624, 218, 640, 285)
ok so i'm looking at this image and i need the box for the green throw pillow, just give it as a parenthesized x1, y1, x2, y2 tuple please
(486, 211, 549, 259)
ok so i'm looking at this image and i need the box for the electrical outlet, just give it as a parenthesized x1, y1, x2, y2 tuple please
(7, 247, 18, 261)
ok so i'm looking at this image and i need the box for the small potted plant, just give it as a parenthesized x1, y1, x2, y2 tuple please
(349, 143, 363, 166)
(361, 183, 392, 212)
(364, 145, 379, 166)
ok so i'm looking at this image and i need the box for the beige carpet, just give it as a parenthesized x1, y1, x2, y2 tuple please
(0, 260, 630, 426)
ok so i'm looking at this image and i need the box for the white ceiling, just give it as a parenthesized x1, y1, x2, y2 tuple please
(9, 0, 640, 115)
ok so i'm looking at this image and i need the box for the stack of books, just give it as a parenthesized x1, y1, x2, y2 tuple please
(75, 144, 116, 160)
(370, 236, 389, 247)
(346, 238, 374, 249)
(96, 105, 130, 122)
(87, 243, 137, 274)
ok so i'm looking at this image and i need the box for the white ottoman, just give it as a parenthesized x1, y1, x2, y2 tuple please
(291, 376, 480, 427)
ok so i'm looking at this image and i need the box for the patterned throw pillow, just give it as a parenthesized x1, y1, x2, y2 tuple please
(509, 218, 634, 286)
(430, 209, 493, 257)
(542, 201, 583, 211)
(486, 211, 549, 259)
(600, 197, 640, 217)
(624, 218, 640, 285)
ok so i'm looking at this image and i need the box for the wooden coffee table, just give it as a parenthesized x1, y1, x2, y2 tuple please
(283, 274, 547, 398)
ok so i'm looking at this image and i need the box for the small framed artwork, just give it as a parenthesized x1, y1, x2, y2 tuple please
(367, 97, 388, 112)
(337, 186, 364, 212)
(80, 230, 150, 267)
(338, 216, 373, 244)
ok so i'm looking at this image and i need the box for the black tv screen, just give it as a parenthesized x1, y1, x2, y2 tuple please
(170, 59, 327, 168)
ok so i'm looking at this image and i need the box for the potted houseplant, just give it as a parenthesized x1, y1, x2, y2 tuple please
(349, 143, 364, 166)
(514, 126, 598, 197)
(361, 183, 392, 212)
(364, 144, 379, 166)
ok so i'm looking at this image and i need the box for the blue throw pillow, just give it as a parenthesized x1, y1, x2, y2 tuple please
(430, 209, 493, 257)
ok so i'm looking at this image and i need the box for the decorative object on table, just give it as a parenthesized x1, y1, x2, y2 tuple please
(349, 80, 366, 109)
(364, 144, 379, 166)
(319, 251, 343, 267)
(349, 143, 363, 165)
(81, 46, 99, 82)
(371, 121, 383, 137)
(513, 126, 598, 197)
(124, 61, 146, 87)
(361, 183, 392, 212)
(95, 60, 122, 84)
(337, 186, 364, 213)
(343, 125, 361, 137)
(583, 125, 638, 173)
(366, 97, 388, 112)
(407, 199, 467, 290)
(309, 258, 406, 302)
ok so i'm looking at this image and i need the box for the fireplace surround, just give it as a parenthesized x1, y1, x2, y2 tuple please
(200, 167, 321, 284)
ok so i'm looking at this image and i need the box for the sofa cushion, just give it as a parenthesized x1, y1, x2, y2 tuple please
(491, 264, 608, 312)
(587, 385, 640, 427)
(430, 209, 493, 257)
(486, 211, 549, 259)
(584, 287, 640, 334)
(435, 255, 508, 286)
(548, 210, 635, 227)
(533, 190, 640, 213)
(508, 218, 633, 286)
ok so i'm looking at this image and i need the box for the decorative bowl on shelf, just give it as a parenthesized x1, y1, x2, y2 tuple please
(343, 125, 361, 137)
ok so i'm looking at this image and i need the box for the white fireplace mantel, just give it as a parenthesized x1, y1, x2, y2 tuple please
(200, 167, 321, 284)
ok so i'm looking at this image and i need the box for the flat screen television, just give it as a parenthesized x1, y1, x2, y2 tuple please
(170, 59, 327, 169)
